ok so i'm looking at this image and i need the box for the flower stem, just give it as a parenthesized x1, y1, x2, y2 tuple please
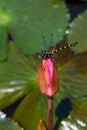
(48, 96, 53, 130)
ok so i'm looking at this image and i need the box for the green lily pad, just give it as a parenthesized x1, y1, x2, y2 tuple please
(59, 112, 87, 130)
(58, 64, 87, 98)
(72, 97, 87, 119)
(59, 97, 87, 130)
(71, 53, 87, 75)
(67, 10, 87, 53)
(0, 0, 69, 61)
(0, 42, 87, 130)
(0, 111, 23, 130)
(0, 42, 38, 110)
(0, 26, 8, 61)
(13, 88, 48, 130)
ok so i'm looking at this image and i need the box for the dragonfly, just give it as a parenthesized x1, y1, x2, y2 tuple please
(39, 40, 78, 59)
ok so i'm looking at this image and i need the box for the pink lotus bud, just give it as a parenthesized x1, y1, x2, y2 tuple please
(38, 58, 59, 96)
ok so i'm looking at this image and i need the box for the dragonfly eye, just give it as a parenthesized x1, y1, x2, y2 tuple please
(39, 54, 43, 59)
(39, 52, 47, 59)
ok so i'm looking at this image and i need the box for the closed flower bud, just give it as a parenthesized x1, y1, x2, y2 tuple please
(38, 58, 59, 96)
(37, 119, 47, 130)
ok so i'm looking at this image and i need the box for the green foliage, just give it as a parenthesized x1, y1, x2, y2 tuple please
(0, 1, 87, 130)
(59, 97, 87, 130)
(0, 42, 86, 130)
(0, 42, 38, 109)
(67, 10, 87, 53)
(13, 88, 47, 130)
(0, 111, 22, 130)
(0, 0, 69, 61)
(0, 26, 7, 60)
